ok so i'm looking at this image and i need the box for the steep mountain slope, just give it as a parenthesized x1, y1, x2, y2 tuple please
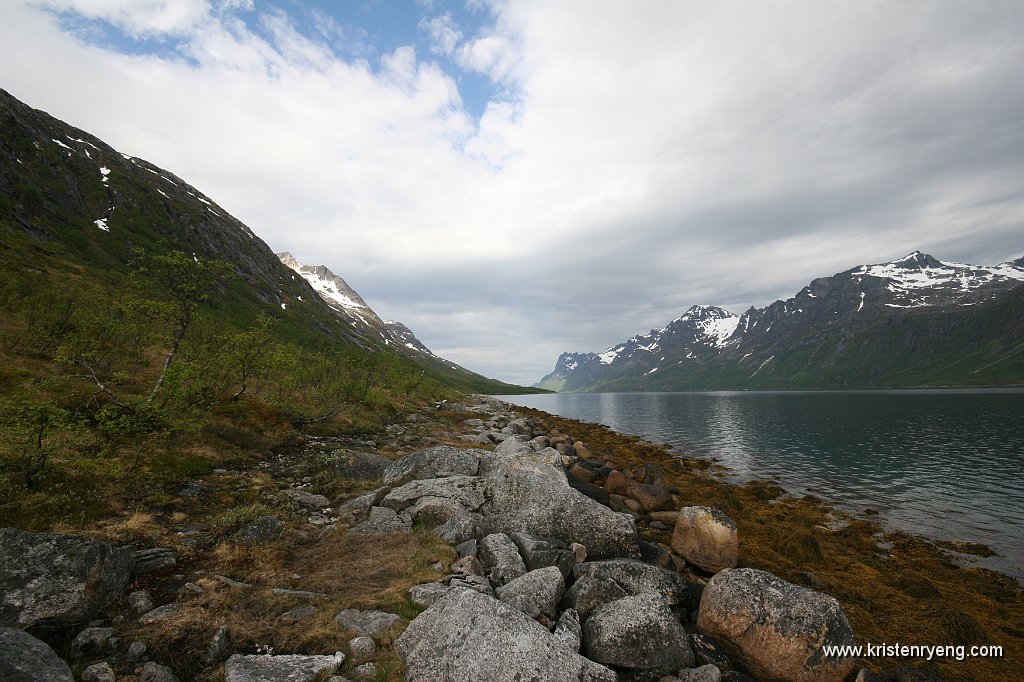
(538, 252, 1024, 391)
(276, 251, 532, 393)
(0, 87, 536, 395)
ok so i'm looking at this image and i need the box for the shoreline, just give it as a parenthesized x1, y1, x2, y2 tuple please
(496, 390, 1024, 582)
(493, 397, 1023, 682)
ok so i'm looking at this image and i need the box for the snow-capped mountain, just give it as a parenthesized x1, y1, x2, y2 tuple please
(537, 251, 1024, 391)
(277, 252, 436, 357)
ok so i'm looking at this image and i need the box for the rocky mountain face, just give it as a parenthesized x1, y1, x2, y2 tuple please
(276, 252, 457, 363)
(538, 252, 1024, 391)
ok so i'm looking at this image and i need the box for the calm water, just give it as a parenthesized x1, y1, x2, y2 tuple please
(497, 390, 1024, 579)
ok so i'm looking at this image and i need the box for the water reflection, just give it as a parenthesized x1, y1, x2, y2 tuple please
(500, 390, 1024, 579)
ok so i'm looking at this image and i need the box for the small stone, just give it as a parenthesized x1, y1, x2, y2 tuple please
(138, 603, 183, 624)
(71, 626, 114, 657)
(139, 661, 180, 682)
(203, 625, 230, 665)
(280, 605, 319, 624)
(409, 582, 451, 607)
(133, 547, 179, 576)
(81, 662, 115, 682)
(348, 636, 376, 663)
(224, 653, 345, 682)
(181, 582, 204, 595)
(334, 609, 402, 636)
(451, 555, 485, 576)
(127, 640, 148, 664)
(676, 664, 723, 682)
(353, 663, 377, 680)
(128, 590, 155, 616)
(552, 608, 583, 653)
(272, 588, 327, 599)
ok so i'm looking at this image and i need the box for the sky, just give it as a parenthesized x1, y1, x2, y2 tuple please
(1, 1, 1022, 385)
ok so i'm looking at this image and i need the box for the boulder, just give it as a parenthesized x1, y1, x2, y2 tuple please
(696, 568, 855, 682)
(0, 528, 134, 629)
(279, 605, 318, 624)
(334, 609, 402, 636)
(494, 566, 566, 619)
(478, 469, 639, 560)
(381, 476, 485, 520)
(478, 533, 527, 587)
(625, 482, 673, 512)
(582, 592, 694, 671)
(508, 532, 576, 577)
(0, 626, 74, 681)
(396, 588, 616, 682)
(128, 590, 155, 616)
(671, 507, 738, 573)
(224, 652, 345, 682)
(347, 507, 412, 535)
(455, 538, 477, 557)
(505, 418, 533, 436)
(382, 446, 484, 487)
(568, 463, 596, 484)
(574, 558, 688, 606)
(203, 625, 231, 665)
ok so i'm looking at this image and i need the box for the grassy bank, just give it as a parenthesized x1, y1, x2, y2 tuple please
(511, 404, 1023, 682)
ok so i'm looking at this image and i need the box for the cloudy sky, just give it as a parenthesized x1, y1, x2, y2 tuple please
(1, 1, 1022, 384)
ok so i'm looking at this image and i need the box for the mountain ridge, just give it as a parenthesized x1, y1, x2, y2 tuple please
(537, 251, 1024, 391)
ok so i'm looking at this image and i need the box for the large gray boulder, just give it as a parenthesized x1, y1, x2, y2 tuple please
(492, 435, 534, 456)
(696, 568, 855, 682)
(396, 588, 616, 682)
(383, 446, 485, 487)
(478, 469, 640, 560)
(574, 558, 688, 606)
(346, 506, 412, 535)
(582, 593, 695, 671)
(336, 488, 390, 526)
(494, 566, 565, 619)
(0, 528, 134, 628)
(223, 652, 345, 682)
(380, 475, 485, 520)
(0, 626, 74, 681)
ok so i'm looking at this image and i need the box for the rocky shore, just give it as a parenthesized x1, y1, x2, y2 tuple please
(1, 396, 1019, 681)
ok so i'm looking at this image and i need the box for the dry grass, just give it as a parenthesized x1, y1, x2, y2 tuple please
(518, 406, 1024, 682)
(118, 526, 453, 681)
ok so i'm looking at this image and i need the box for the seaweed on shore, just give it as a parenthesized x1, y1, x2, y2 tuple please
(515, 405, 1024, 682)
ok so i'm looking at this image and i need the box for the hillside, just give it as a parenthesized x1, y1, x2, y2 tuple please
(538, 252, 1024, 391)
(0, 87, 537, 396)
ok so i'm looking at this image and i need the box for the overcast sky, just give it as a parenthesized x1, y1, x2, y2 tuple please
(1, 1, 1022, 385)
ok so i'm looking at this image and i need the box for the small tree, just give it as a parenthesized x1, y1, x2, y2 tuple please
(132, 250, 233, 404)
(3, 401, 69, 488)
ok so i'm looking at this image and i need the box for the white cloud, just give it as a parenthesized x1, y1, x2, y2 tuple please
(420, 12, 462, 56)
(1, 0, 1021, 384)
(27, 0, 210, 36)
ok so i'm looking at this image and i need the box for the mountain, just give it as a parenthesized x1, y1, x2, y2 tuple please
(537, 251, 1024, 391)
(276, 252, 503, 384)
(0, 87, 539, 395)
